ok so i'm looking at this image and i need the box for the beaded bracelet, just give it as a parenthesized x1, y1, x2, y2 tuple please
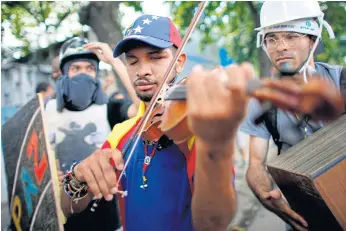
(62, 162, 89, 213)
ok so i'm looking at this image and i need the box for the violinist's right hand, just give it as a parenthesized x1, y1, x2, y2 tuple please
(73, 149, 124, 201)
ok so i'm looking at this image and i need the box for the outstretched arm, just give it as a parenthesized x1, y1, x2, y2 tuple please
(187, 64, 251, 230)
(193, 138, 236, 231)
(83, 42, 141, 109)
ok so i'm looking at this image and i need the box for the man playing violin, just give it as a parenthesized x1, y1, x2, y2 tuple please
(59, 14, 243, 231)
(58, 12, 345, 231)
(240, 1, 346, 231)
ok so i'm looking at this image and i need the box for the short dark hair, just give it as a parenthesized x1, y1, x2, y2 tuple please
(35, 82, 51, 93)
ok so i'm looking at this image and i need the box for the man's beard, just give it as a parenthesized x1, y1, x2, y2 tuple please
(136, 92, 152, 102)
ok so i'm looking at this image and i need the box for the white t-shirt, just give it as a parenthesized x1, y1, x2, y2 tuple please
(45, 99, 111, 172)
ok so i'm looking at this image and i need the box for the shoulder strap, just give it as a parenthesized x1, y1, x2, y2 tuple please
(263, 108, 283, 155)
(340, 67, 346, 95)
(340, 67, 346, 113)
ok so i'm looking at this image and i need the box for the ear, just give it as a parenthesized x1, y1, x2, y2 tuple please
(175, 52, 187, 74)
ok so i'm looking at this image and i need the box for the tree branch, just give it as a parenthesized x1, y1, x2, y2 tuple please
(21, 3, 41, 25)
(53, 9, 72, 29)
(2, 1, 25, 8)
(246, 1, 260, 27)
(247, 2, 257, 15)
(39, 1, 49, 29)
(247, 31, 257, 59)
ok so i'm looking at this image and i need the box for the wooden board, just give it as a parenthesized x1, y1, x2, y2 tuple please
(267, 114, 346, 231)
(2, 94, 63, 231)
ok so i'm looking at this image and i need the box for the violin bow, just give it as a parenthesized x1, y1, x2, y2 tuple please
(91, 1, 208, 210)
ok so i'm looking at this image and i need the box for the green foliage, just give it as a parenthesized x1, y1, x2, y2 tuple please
(169, 1, 261, 70)
(168, 1, 346, 68)
(122, 1, 143, 12)
(1, 1, 144, 58)
(3, 0, 345, 67)
(1, 1, 85, 56)
(317, 1, 346, 64)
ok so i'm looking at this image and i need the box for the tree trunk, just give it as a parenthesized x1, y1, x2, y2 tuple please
(79, 1, 123, 44)
(79, 1, 126, 91)
(259, 48, 272, 77)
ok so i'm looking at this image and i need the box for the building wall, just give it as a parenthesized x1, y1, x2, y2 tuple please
(1, 63, 53, 124)
(1, 63, 52, 107)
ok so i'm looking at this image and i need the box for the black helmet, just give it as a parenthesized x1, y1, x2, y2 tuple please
(59, 37, 99, 72)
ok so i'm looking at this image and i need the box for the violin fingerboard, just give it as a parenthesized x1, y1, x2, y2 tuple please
(165, 79, 262, 101)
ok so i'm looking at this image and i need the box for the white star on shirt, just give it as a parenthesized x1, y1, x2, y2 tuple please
(133, 25, 143, 34)
(143, 18, 152, 25)
(152, 16, 159, 20)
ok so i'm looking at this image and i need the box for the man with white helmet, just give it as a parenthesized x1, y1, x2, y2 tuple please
(240, 1, 345, 230)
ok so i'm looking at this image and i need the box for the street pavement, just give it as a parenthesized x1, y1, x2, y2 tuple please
(228, 138, 286, 231)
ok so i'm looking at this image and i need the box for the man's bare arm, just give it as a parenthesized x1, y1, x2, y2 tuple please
(246, 136, 308, 230)
(110, 58, 141, 108)
(187, 64, 251, 231)
(192, 138, 236, 231)
(246, 136, 272, 199)
(127, 103, 138, 118)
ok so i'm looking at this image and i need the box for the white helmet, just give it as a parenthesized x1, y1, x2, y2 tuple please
(256, 1, 324, 31)
(255, 1, 335, 81)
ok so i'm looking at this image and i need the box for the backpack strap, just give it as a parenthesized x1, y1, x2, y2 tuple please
(263, 108, 283, 155)
(340, 67, 346, 99)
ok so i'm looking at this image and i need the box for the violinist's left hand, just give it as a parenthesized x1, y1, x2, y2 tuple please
(187, 63, 253, 231)
(187, 63, 252, 147)
(252, 76, 345, 122)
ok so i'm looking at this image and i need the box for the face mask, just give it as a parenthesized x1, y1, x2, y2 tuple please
(63, 74, 98, 111)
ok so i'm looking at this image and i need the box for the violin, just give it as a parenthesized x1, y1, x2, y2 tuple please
(163, 73, 345, 123)
(141, 78, 193, 145)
